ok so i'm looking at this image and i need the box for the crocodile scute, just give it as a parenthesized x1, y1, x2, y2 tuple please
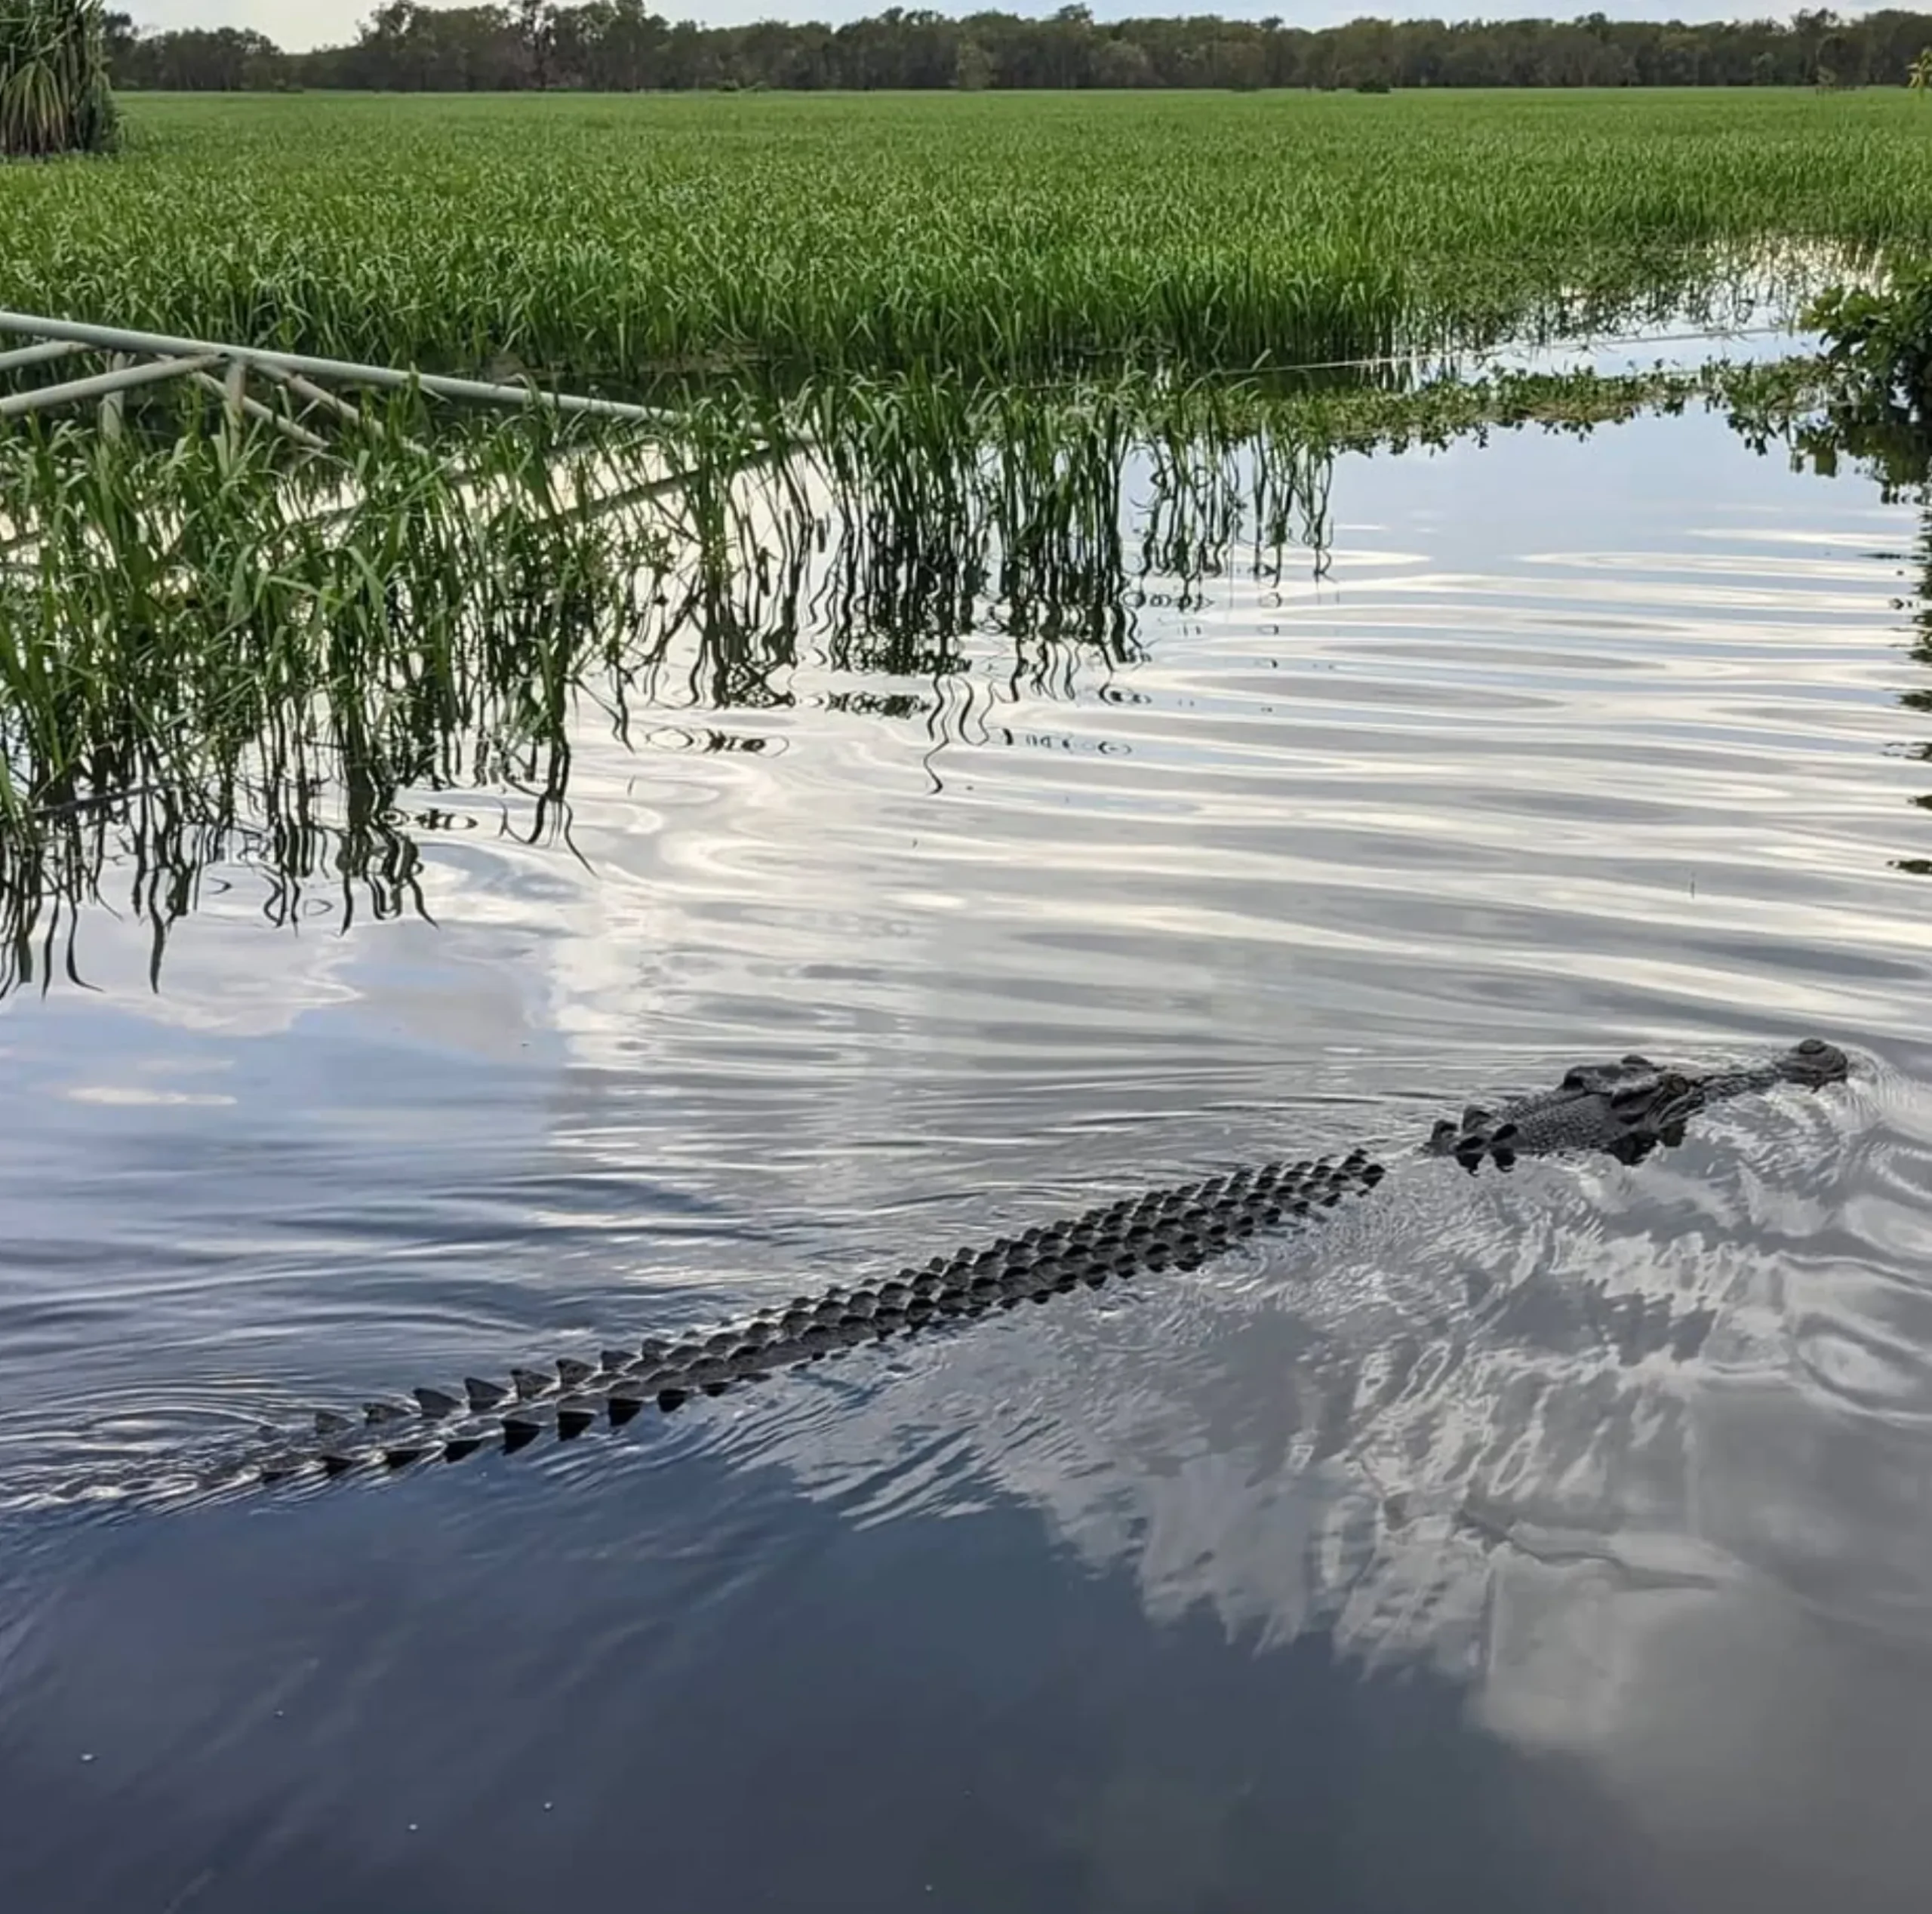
(137, 1039, 1853, 1499)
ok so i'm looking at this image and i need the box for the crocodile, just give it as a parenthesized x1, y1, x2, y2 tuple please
(103, 1038, 1853, 1503)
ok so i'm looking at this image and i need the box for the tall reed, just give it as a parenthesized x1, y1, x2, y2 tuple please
(0, 399, 673, 819)
(3, 91, 1925, 387)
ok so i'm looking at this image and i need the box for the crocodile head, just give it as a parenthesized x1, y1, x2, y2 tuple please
(1426, 1036, 1849, 1171)
(1762, 1035, 1851, 1087)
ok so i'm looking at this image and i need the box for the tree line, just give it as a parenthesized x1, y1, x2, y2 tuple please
(103, 5, 1932, 96)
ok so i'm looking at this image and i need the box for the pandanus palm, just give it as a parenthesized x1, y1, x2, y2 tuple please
(0, 0, 118, 158)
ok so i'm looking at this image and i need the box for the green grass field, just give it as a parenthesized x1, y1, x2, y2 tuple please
(4, 88, 1931, 389)
(3, 85, 1927, 835)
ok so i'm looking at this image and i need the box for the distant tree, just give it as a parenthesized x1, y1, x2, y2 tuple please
(100, 5, 131, 66)
(1091, 35, 1150, 88)
(1329, 16, 1395, 89)
(952, 33, 990, 88)
(89, 5, 1932, 98)
(1204, 34, 1266, 90)
(516, 0, 549, 84)
(115, 25, 279, 88)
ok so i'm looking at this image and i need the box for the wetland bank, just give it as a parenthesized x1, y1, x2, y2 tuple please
(4, 78, 1932, 1914)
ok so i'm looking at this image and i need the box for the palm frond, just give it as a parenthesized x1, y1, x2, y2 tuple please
(0, 0, 119, 158)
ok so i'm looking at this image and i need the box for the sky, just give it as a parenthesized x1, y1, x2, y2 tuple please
(130, 1, 1810, 58)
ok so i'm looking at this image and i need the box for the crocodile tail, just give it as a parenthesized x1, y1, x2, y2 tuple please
(225, 1149, 1389, 1491)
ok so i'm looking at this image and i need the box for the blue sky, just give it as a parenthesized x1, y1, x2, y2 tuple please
(131, 2, 1804, 58)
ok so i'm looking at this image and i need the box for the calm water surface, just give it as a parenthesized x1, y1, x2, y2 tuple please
(4, 407, 1932, 1912)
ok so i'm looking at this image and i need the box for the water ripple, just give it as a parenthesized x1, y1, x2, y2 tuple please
(4, 408, 1932, 1891)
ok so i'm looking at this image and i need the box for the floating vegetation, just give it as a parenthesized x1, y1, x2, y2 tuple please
(1809, 254, 1932, 436)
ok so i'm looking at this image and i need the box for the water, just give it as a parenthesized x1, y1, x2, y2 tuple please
(4, 404, 1932, 1911)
